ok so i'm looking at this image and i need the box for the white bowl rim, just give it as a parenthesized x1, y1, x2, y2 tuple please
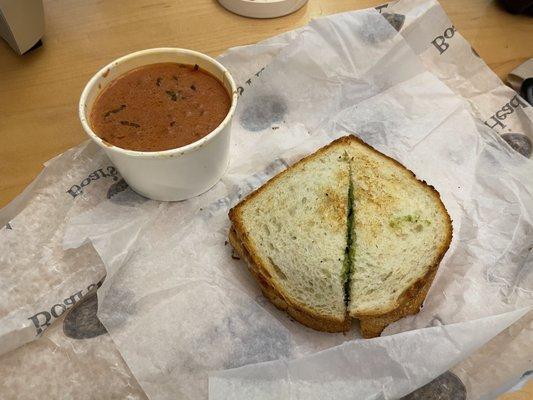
(78, 47, 238, 158)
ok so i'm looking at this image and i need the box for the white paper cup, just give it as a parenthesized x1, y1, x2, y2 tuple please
(79, 48, 237, 201)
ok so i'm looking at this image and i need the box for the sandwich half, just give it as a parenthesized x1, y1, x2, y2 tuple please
(344, 137, 452, 337)
(229, 136, 452, 337)
(229, 140, 352, 331)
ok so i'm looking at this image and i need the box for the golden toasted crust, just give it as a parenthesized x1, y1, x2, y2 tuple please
(228, 135, 453, 338)
(229, 227, 351, 332)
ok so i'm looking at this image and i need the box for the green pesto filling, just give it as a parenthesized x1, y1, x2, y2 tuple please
(389, 214, 431, 229)
(342, 167, 355, 306)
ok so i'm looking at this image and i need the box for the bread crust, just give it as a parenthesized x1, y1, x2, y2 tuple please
(228, 135, 452, 338)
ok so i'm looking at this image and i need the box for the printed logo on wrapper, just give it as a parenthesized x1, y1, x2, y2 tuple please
(382, 12, 405, 32)
(400, 371, 466, 399)
(376, 4, 405, 34)
(107, 178, 129, 199)
(28, 278, 104, 336)
(240, 95, 288, 132)
(235, 66, 292, 132)
(235, 66, 266, 97)
(483, 95, 532, 158)
(66, 166, 122, 199)
(63, 290, 107, 339)
(484, 95, 530, 131)
(501, 134, 532, 158)
(431, 25, 457, 55)
(414, 5, 532, 159)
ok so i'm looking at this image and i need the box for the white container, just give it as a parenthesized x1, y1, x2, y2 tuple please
(79, 48, 237, 201)
(218, 0, 308, 18)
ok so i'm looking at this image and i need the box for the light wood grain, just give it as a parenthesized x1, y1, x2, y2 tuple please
(0, 0, 531, 208)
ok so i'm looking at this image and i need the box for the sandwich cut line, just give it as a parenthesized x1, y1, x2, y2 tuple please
(342, 161, 355, 307)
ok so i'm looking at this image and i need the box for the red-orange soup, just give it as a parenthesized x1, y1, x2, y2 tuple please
(90, 63, 231, 152)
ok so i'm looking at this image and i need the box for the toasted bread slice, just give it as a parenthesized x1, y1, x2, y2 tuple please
(345, 137, 452, 336)
(229, 139, 353, 332)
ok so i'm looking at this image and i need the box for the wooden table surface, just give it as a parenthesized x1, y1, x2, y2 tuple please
(0, 0, 532, 208)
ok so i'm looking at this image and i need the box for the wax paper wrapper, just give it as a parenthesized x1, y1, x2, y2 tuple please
(1, 1, 532, 399)
(0, 290, 147, 399)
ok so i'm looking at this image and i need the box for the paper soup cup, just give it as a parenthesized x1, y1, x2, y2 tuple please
(79, 48, 237, 201)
